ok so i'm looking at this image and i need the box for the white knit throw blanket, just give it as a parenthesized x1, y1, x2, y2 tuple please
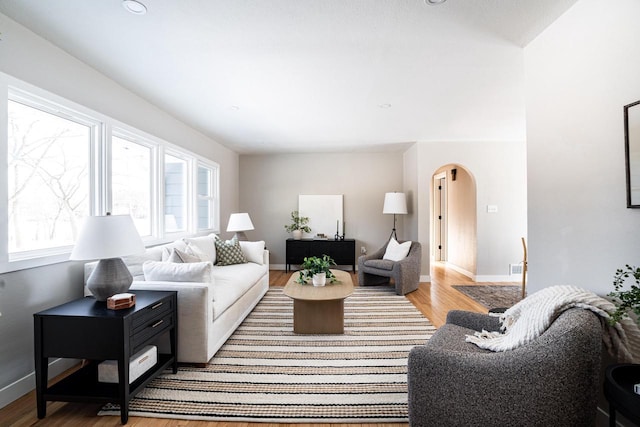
(465, 285, 640, 363)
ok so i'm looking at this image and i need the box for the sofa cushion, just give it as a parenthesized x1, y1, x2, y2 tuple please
(142, 260, 213, 283)
(364, 259, 396, 271)
(211, 262, 267, 319)
(214, 237, 247, 266)
(121, 246, 163, 280)
(239, 240, 266, 265)
(183, 235, 216, 263)
(383, 238, 412, 261)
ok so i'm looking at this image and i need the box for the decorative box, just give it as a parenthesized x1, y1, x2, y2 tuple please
(98, 345, 157, 384)
(107, 293, 136, 310)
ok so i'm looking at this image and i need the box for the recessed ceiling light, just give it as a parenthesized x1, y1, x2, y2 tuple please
(378, 103, 392, 109)
(425, 0, 447, 5)
(122, 0, 147, 15)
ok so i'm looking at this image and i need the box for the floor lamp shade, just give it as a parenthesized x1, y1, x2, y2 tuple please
(226, 213, 254, 241)
(383, 192, 408, 215)
(70, 214, 145, 301)
(383, 192, 407, 240)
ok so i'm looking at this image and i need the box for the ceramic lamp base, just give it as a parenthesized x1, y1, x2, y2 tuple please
(87, 257, 133, 301)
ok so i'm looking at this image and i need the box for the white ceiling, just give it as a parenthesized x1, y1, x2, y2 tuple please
(0, 0, 578, 154)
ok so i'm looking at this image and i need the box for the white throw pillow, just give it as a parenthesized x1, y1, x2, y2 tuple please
(161, 239, 188, 261)
(166, 248, 201, 263)
(383, 238, 412, 261)
(239, 240, 265, 265)
(142, 260, 213, 283)
(183, 235, 216, 263)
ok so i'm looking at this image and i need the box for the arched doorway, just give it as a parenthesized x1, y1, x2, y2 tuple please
(431, 164, 477, 278)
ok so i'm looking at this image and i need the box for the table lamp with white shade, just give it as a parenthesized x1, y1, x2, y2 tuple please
(226, 213, 254, 241)
(70, 213, 145, 301)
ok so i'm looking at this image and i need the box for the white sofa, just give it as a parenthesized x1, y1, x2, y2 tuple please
(84, 235, 269, 364)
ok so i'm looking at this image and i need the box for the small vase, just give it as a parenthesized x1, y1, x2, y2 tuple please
(312, 272, 326, 287)
(292, 230, 302, 240)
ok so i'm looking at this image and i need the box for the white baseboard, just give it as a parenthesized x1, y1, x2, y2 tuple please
(444, 262, 474, 280)
(442, 262, 516, 283)
(0, 358, 78, 409)
(420, 275, 431, 282)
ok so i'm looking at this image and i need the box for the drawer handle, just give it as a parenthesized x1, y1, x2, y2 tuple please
(150, 319, 164, 328)
(151, 302, 164, 310)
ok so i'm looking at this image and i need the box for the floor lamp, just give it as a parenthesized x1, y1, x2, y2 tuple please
(383, 192, 407, 240)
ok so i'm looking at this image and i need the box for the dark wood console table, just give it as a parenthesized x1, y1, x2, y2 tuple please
(34, 290, 178, 424)
(286, 238, 356, 272)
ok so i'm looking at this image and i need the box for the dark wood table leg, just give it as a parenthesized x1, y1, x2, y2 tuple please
(117, 357, 129, 424)
(34, 317, 47, 419)
(171, 317, 178, 373)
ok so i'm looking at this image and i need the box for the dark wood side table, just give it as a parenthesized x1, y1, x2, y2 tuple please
(604, 363, 640, 427)
(34, 290, 178, 424)
(286, 238, 356, 272)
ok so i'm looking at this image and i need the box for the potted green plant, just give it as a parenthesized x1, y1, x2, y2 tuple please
(284, 210, 311, 240)
(608, 264, 640, 325)
(296, 254, 337, 286)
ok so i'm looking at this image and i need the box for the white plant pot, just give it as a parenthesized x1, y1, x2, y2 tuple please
(292, 229, 303, 240)
(312, 272, 326, 287)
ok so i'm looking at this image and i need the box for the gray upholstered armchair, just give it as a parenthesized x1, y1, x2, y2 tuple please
(357, 240, 421, 295)
(407, 308, 603, 427)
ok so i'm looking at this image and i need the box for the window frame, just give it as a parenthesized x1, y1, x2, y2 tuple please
(196, 162, 220, 232)
(0, 73, 221, 274)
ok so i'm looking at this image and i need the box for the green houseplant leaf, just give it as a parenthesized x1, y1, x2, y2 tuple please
(608, 264, 640, 325)
(284, 210, 311, 233)
(296, 254, 337, 284)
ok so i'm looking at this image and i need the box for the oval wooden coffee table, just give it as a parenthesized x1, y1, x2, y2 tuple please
(283, 269, 354, 334)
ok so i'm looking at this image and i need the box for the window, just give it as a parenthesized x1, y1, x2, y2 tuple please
(197, 164, 216, 230)
(164, 153, 188, 233)
(111, 135, 153, 237)
(7, 99, 93, 258)
(2, 76, 220, 272)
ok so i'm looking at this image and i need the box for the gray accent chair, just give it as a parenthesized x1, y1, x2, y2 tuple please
(357, 240, 421, 295)
(408, 308, 602, 427)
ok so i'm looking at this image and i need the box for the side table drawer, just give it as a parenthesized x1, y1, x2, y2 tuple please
(131, 295, 174, 355)
(132, 296, 173, 331)
(131, 311, 174, 354)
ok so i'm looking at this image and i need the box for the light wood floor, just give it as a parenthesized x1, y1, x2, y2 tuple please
(1, 263, 515, 427)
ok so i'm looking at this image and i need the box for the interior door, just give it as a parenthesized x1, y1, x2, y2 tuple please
(433, 174, 447, 261)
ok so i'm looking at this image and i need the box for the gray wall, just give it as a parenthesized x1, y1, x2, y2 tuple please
(238, 152, 405, 268)
(0, 13, 238, 407)
(410, 140, 528, 281)
(524, 0, 640, 295)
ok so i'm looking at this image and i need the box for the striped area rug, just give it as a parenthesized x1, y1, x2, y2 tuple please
(99, 286, 435, 423)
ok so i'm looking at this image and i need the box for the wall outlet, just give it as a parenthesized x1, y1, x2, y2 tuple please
(361, 246, 367, 255)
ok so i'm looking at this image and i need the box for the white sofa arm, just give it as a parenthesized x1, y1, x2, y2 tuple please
(129, 280, 214, 364)
(262, 249, 269, 266)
